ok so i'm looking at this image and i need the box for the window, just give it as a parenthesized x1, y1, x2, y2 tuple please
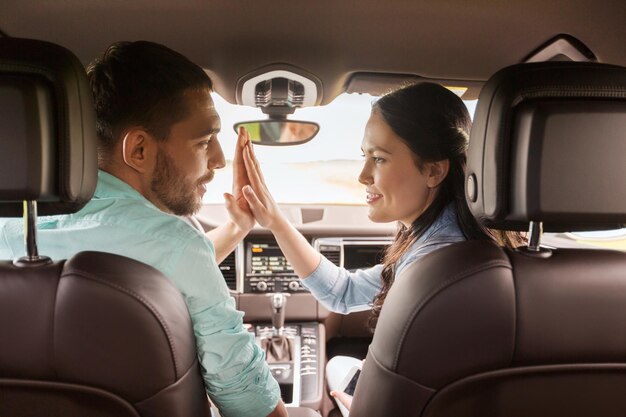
(205, 92, 477, 205)
(568, 229, 626, 251)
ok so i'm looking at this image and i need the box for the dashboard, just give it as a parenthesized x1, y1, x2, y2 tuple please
(218, 236, 391, 294)
(199, 203, 396, 297)
(196, 203, 398, 329)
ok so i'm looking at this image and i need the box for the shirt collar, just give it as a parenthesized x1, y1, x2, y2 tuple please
(94, 169, 154, 205)
(395, 202, 460, 269)
(414, 202, 457, 245)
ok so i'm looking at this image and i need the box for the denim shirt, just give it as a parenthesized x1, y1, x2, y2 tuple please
(0, 170, 280, 417)
(301, 203, 465, 314)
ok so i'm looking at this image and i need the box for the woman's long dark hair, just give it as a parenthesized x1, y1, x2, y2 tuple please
(368, 82, 523, 329)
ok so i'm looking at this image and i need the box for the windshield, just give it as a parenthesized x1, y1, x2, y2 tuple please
(205, 92, 477, 205)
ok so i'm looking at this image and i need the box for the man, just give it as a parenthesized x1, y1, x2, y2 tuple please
(0, 41, 287, 417)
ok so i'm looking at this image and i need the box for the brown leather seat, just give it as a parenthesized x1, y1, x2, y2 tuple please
(0, 38, 211, 417)
(349, 62, 626, 417)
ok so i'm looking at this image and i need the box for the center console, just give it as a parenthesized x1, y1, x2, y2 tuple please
(233, 236, 389, 410)
(250, 322, 323, 407)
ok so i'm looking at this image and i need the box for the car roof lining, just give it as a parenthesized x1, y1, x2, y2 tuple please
(1, 0, 624, 105)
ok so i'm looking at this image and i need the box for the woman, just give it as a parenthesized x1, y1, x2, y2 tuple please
(240, 82, 522, 415)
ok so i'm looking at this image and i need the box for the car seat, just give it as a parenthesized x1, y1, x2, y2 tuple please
(349, 61, 626, 417)
(0, 37, 211, 417)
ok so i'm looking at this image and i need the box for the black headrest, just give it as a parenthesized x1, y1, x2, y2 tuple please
(0, 37, 97, 217)
(466, 62, 626, 232)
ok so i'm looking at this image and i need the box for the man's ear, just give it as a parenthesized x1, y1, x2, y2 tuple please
(425, 159, 450, 188)
(121, 128, 157, 173)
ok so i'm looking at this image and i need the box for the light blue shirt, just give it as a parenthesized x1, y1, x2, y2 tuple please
(0, 170, 280, 417)
(302, 203, 465, 314)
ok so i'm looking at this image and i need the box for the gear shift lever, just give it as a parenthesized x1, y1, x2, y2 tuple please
(263, 293, 293, 363)
(271, 293, 287, 335)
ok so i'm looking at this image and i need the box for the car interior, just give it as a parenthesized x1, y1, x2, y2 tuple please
(1, 1, 625, 416)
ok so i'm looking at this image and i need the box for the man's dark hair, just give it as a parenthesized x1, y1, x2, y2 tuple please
(87, 41, 213, 158)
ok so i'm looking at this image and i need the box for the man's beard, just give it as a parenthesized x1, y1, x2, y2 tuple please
(151, 150, 213, 216)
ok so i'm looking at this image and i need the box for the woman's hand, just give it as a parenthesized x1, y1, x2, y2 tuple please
(240, 132, 321, 279)
(241, 137, 288, 232)
(223, 127, 255, 232)
(330, 390, 353, 412)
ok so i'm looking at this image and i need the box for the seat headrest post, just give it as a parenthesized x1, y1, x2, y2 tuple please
(13, 200, 52, 268)
(517, 221, 553, 258)
(527, 221, 543, 252)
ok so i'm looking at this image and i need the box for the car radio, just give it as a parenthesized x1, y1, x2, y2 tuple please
(244, 240, 307, 293)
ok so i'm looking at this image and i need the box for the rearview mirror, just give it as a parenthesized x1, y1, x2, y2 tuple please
(233, 120, 319, 146)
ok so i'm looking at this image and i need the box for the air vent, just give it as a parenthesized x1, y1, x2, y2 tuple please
(219, 251, 237, 291)
(319, 245, 341, 266)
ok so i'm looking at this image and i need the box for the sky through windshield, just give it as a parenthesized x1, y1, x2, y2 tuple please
(204, 93, 477, 205)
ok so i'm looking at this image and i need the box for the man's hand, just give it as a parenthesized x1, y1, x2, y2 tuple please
(223, 127, 255, 233)
(223, 192, 255, 233)
(206, 128, 255, 263)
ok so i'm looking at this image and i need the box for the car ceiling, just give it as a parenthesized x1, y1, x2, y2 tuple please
(1, 0, 625, 104)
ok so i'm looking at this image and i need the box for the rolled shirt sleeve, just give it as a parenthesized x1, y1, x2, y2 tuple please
(170, 235, 280, 417)
(300, 255, 384, 314)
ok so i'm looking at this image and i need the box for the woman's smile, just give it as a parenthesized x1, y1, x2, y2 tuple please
(366, 192, 383, 204)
